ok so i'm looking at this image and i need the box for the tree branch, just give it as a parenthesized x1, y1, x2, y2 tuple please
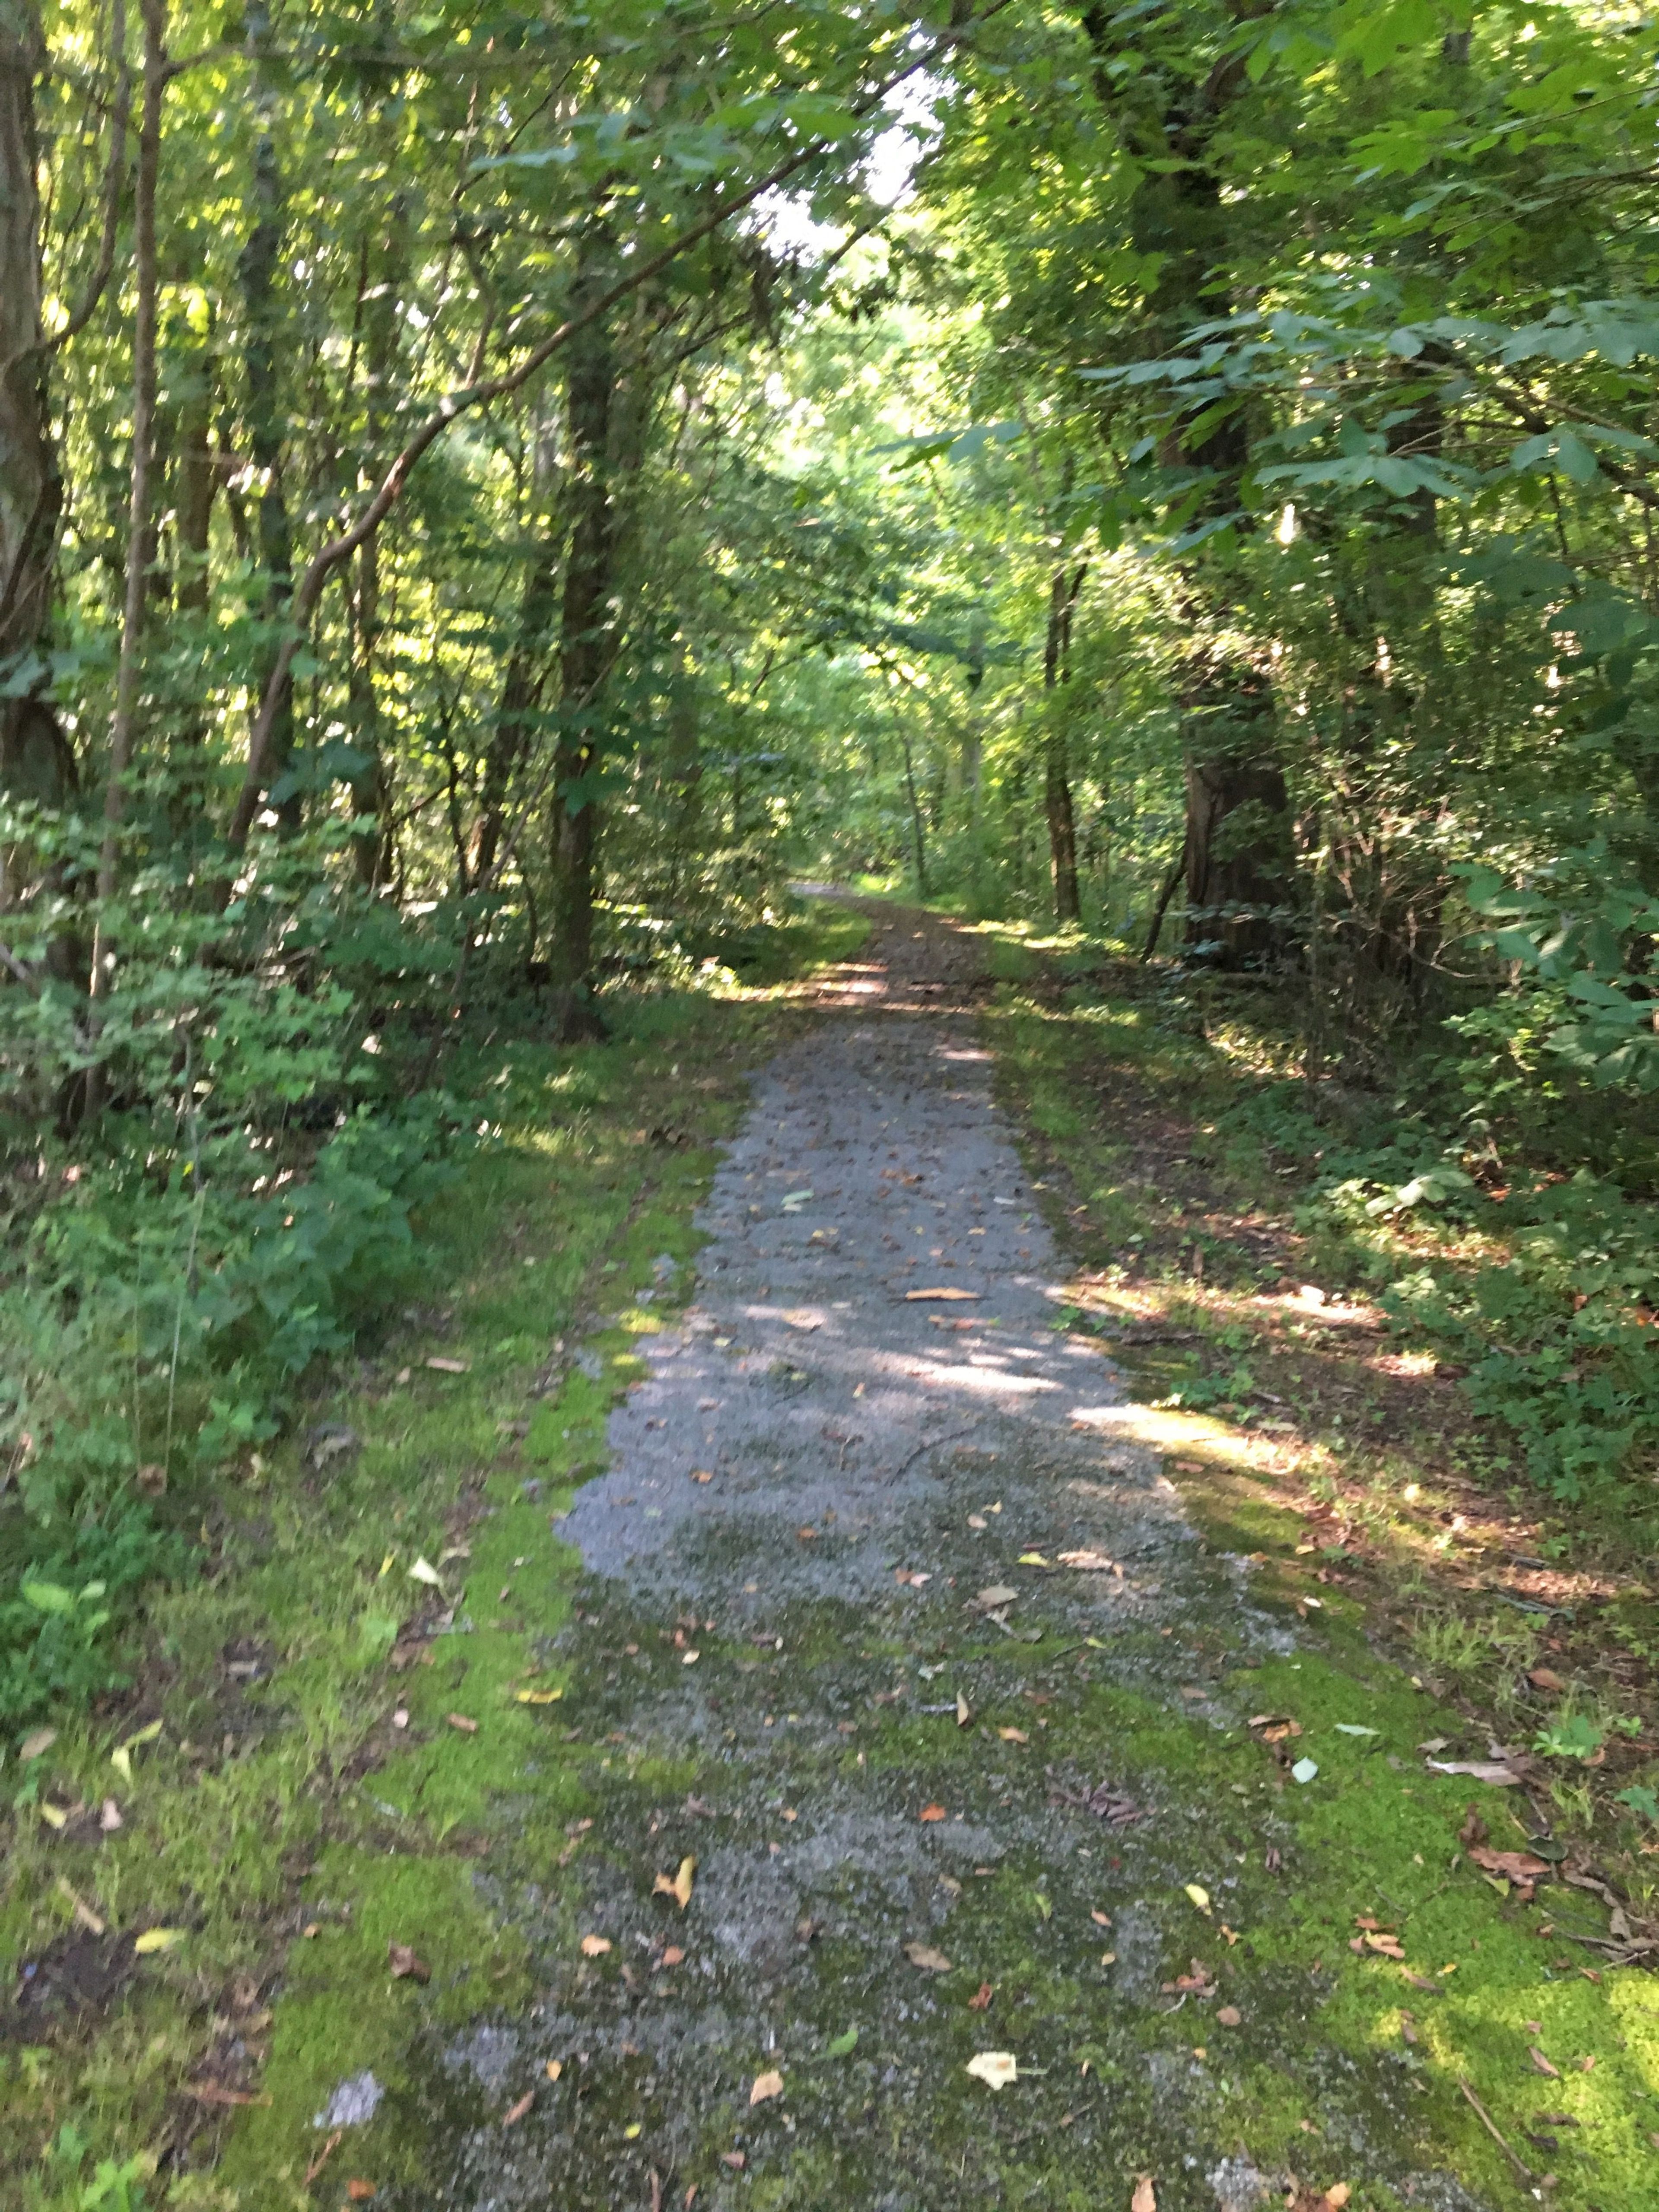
(223, 0, 1014, 853)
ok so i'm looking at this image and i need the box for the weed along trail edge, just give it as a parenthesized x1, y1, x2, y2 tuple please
(222, 903, 1654, 2212)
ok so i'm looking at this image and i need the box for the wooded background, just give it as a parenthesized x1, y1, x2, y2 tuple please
(5, 0, 1659, 1712)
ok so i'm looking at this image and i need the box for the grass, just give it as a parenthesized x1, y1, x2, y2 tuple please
(0, 899, 870, 2212)
(13, 889, 1659, 2212)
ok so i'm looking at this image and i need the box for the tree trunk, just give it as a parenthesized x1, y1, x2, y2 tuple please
(1042, 563, 1084, 924)
(236, 2, 297, 832)
(1082, 0, 1290, 966)
(474, 530, 559, 890)
(1179, 646, 1289, 963)
(0, 0, 75, 835)
(345, 191, 408, 886)
(547, 239, 618, 1042)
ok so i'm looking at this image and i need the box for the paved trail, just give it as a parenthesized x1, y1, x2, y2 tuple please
(396, 903, 1484, 2212)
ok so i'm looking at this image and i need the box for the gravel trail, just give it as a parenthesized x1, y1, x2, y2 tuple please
(384, 900, 1487, 2212)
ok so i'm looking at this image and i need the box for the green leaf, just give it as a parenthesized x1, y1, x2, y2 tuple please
(20, 1581, 76, 1615)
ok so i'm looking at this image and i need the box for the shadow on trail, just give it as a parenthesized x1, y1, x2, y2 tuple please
(345, 900, 1491, 2212)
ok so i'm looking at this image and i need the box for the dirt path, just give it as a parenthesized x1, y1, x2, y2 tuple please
(360, 904, 1489, 2212)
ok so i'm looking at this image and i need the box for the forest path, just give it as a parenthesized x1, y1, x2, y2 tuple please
(384, 900, 1487, 2212)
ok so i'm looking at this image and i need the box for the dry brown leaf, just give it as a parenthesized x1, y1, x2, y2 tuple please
(1468, 1846, 1550, 1884)
(545, 2059, 563, 2081)
(502, 2091, 534, 2127)
(919, 1802, 947, 1822)
(976, 1584, 1017, 1609)
(903, 1941, 952, 1973)
(956, 1692, 973, 1727)
(1056, 1549, 1119, 1571)
(749, 2070, 784, 2106)
(1529, 2045, 1561, 2078)
(653, 1855, 696, 1911)
(1090, 1909, 1112, 1927)
(1131, 2178, 1157, 2212)
(721, 2152, 746, 2171)
(446, 1713, 479, 1735)
(424, 1355, 470, 1373)
(346, 2183, 376, 2202)
(998, 1726, 1029, 1745)
(968, 1982, 992, 2010)
(1363, 1932, 1407, 1959)
(905, 1287, 980, 1301)
(388, 1942, 430, 1983)
(661, 1945, 685, 1967)
(1326, 2190, 1352, 2210)
(1528, 1667, 1565, 1693)
(1216, 2005, 1242, 2027)
(580, 1934, 612, 1957)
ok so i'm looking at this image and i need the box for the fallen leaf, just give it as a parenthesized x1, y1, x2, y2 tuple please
(968, 1983, 993, 2010)
(903, 1941, 952, 1972)
(968, 1514, 988, 1530)
(502, 2091, 534, 2126)
(1326, 2190, 1352, 2209)
(956, 1692, 973, 1727)
(749, 2070, 784, 2106)
(133, 1927, 185, 1954)
(1057, 1549, 1119, 1571)
(1291, 1758, 1319, 1785)
(407, 1557, 445, 1589)
(38, 1801, 68, 1829)
(580, 1935, 612, 1957)
(346, 2182, 376, 2202)
(905, 1287, 979, 1301)
(920, 1803, 947, 1822)
(1184, 1884, 1212, 1915)
(721, 2153, 745, 2171)
(654, 1856, 696, 1911)
(661, 1946, 685, 1967)
(1131, 2178, 1157, 2212)
(998, 1726, 1029, 1745)
(1469, 1846, 1550, 1884)
(1529, 2046, 1561, 2078)
(779, 1189, 814, 1211)
(976, 1585, 1018, 1609)
(1217, 2005, 1242, 2027)
(1458, 1807, 1489, 1847)
(546, 2059, 563, 2081)
(965, 2052, 1020, 2090)
(1091, 1910, 1112, 1927)
(1334, 1724, 1379, 1737)
(1363, 1932, 1406, 1959)
(446, 1713, 479, 1734)
(1100, 1950, 1117, 1966)
(1427, 1759, 1522, 1785)
(1529, 1668, 1565, 1693)
(782, 1310, 821, 1332)
(690, 1468, 714, 1484)
(19, 1727, 56, 1762)
(515, 1687, 564, 1705)
(425, 1356, 470, 1373)
(304, 2131, 343, 2186)
(681, 1649, 700, 1665)
(1018, 1552, 1051, 1567)
(99, 1798, 123, 1832)
(388, 1942, 430, 1983)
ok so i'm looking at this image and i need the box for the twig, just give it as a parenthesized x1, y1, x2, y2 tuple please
(1458, 2077, 1533, 2185)
(303, 2129, 343, 2187)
